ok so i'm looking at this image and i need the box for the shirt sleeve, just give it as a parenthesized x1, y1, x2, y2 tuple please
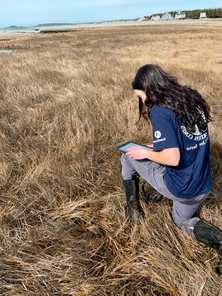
(150, 106, 179, 151)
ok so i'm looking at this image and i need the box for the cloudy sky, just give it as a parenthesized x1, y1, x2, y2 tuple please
(0, 0, 221, 28)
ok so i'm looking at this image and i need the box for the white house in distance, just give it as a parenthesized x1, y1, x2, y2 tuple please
(151, 15, 161, 20)
(175, 11, 186, 19)
(161, 12, 173, 20)
(200, 12, 207, 18)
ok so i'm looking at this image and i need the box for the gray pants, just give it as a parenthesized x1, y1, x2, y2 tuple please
(121, 153, 210, 238)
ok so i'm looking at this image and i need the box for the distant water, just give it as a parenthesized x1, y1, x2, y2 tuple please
(0, 50, 20, 53)
(2, 29, 40, 33)
(1, 19, 222, 36)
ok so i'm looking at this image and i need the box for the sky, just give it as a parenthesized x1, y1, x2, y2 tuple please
(0, 0, 221, 28)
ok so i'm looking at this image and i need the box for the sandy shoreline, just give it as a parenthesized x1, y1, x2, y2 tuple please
(0, 18, 221, 37)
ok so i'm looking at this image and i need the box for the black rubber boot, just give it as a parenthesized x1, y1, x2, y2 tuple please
(123, 178, 144, 224)
(193, 219, 222, 276)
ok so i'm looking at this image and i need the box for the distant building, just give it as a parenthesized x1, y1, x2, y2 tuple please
(151, 15, 161, 21)
(137, 17, 146, 21)
(175, 11, 186, 19)
(161, 12, 173, 20)
(200, 12, 207, 18)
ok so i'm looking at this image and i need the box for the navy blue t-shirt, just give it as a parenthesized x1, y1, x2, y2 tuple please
(150, 105, 212, 198)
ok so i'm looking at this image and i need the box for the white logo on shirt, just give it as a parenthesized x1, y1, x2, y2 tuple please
(180, 125, 209, 151)
(154, 131, 161, 139)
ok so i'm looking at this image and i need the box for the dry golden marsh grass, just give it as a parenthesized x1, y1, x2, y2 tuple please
(0, 21, 222, 295)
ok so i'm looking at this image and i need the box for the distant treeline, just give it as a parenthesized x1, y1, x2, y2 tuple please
(145, 8, 222, 19)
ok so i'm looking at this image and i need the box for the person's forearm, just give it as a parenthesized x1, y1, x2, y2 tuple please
(144, 148, 180, 166)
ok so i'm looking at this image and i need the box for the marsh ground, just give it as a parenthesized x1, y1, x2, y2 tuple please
(0, 21, 222, 295)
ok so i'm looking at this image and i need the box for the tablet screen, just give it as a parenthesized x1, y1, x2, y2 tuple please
(115, 141, 149, 153)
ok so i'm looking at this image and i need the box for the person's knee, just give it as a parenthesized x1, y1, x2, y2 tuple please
(120, 153, 125, 160)
(121, 153, 129, 166)
(121, 153, 135, 180)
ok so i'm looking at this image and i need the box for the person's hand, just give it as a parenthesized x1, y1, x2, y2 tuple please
(125, 146, 149, 160)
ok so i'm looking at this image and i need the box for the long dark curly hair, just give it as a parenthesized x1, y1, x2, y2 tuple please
(132, 64, 211, 133)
